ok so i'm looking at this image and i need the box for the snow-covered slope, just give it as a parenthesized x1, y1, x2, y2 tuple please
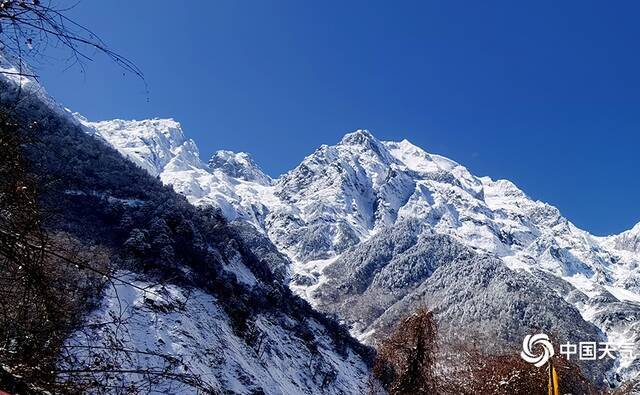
(607, 222, 640, 254)
(63, 273, 371, 394)
(86, 120, 640, 385)
(1, 65, 374, 394)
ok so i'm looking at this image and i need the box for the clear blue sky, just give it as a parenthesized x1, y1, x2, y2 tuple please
(37, 0, 640, 236)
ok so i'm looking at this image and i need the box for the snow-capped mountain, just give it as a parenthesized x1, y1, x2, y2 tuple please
(5, 43, 638, 387)
(1, 59, 374, 394)
(79, 117, 276, 224)
(85, 118, 640, 385)
(78, 117, 202, 177)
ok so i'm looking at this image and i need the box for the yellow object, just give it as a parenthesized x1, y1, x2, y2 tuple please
(548, 363, 560, 395)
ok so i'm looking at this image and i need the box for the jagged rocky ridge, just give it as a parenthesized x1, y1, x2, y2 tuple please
(0, 60, 373, 394)
(82, 118, 640, 387)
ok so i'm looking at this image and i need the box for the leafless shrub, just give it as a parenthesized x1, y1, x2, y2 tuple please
(372, 309, 438, 395)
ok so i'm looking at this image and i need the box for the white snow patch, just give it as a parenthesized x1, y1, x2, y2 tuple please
(63, 272, 372, 394)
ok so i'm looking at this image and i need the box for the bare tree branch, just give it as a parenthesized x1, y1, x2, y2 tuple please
(0, 0, 144, 81)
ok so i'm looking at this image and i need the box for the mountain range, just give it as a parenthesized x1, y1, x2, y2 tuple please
(80, 116, 640, 386)
(2, 51, 640, 391)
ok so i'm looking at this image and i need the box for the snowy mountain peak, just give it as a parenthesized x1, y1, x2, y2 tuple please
(78, 115, 278, 224)
(209, 150, 272, 185)
(91, 117, 185, 144)
(338, 129, 390, 156)
(340, 129, 376, 145)
(385, 139, 456, 174)
(78, 117, 204, 176)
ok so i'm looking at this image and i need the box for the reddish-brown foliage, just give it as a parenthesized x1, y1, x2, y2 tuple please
(373, 309, 438, 394)
(373, 309, 606, 395)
